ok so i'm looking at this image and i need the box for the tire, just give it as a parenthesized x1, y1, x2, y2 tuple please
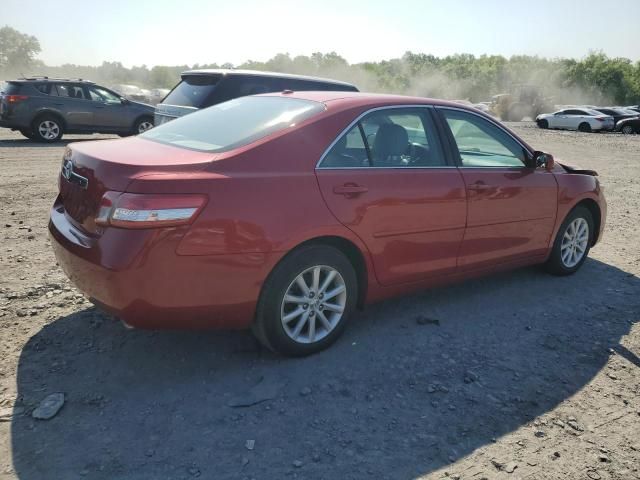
(545, 206, 594, 276)
(621, 124, 636, 135)
(253, 244, 358, 356)
(578, 122, 591, 133)
(32, 114, 64, 142)
(132, 116, 154, 135)
(537, 119, 549, 129)
(19, 129, 35, 139)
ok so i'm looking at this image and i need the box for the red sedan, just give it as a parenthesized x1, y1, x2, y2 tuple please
(49, 92, 606, 356)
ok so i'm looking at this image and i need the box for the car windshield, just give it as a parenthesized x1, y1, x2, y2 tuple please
(162, 75, 222, 108)
(141, 96, 325, 152)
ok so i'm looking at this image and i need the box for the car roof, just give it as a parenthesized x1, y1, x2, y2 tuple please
(182, 69, 356, 88)
(9, 77, 95, 84)
(260, 90, 474, 111)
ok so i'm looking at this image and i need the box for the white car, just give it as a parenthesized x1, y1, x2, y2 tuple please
(536, 108, 614, 132)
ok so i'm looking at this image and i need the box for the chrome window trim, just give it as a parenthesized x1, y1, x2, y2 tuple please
(436, 105, 534, 169)
(315, 105, 450, 170)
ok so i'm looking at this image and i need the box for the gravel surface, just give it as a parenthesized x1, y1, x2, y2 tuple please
(0, 125, 639, 479)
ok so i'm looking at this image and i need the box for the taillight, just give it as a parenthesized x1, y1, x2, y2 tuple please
(5, 95, 28, 103)
(95, 192, 207, 229)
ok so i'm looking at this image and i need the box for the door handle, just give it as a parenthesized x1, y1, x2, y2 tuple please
(468, 181, 489, 191)
(333, 184, 368, 196)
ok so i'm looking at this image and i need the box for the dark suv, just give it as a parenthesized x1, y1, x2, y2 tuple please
(0, 77, 155, 142)
(155, 69, 358, 125)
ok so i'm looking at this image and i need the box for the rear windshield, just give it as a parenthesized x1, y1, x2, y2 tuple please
(2, 82, 21, 94)
(141, 96, 325, 152)
(163, 75, 222, 108)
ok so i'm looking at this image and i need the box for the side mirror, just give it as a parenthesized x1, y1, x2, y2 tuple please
(120, 97, 130, 105)
(533, 151, 555, 171)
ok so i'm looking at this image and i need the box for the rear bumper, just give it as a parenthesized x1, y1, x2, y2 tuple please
(49, 198, 280, 330)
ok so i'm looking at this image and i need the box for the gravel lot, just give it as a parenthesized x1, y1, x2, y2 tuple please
(0, 125, 639, 480)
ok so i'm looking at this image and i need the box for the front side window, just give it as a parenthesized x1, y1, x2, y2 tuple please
(441, 109, 527, 168)
(141, 96, 325, 152)
(88, 86, 121, 103)
(319, 108, 446, 168)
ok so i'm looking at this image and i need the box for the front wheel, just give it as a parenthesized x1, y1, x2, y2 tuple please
(621, 124, 636, 135)
(545, 206, 594, 276)
(537, 119, 548, 129)
(253, 245, 357, 356)
(133, 116, 154, 135)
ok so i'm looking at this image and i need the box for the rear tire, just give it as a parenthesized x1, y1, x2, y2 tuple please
(32, 115, 64, 142)
(253, 245, 357, 356)
(545, 206, 594, 276)
(537, 119, 548, 129)
(578, 122, 591, 133)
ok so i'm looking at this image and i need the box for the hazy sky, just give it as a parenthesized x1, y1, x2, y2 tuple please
(3, 0, 640, 67)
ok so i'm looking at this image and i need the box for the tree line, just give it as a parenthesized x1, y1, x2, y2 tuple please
(2, 25, 639, 105)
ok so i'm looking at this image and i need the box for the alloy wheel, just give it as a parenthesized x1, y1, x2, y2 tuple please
(280, 265, 347, 344)
(137, 121, 153, 133)
(560, 217, 589, 268)
(38, 120, 60, 140)
(622, 125, 635, 135)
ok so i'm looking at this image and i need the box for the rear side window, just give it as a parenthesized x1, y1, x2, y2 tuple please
(163, 75, 222, 108)
(319, 108, 446, 168)
(141, 96, 325, 152)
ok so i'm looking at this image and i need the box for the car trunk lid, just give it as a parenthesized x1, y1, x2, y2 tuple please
(58, 136, 214, 235)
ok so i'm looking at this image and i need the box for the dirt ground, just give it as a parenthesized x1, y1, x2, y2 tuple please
(0, 125, 639, 480)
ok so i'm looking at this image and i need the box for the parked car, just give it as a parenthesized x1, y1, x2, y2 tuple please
(111, 84, 151, 103)
(148, 88, 170, 105)
(592, 107, 639, 125)
(50, 92, 606, 356)
(625, 105, 640, 114)
(0, 77, 155, 142)
(154, 69, 358, 125)
(536, 108, 614, 132)
(615, 116, 640, 134)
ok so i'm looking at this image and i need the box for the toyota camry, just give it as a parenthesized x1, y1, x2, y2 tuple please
(49, 91, 607, 356)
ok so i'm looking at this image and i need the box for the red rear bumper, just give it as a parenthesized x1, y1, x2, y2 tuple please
(49, 198, 279, 329)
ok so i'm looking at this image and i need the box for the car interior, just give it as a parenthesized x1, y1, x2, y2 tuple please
(322, 110, 443, 168)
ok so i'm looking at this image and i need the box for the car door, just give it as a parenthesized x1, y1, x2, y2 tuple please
(437, 107, 558, 270)
(564, 109, 586, 130)
(315, 106, 467, 286)
(54, 83, 94, 128)
(86, 85, 130, 130)
(550, 110, 569, 128)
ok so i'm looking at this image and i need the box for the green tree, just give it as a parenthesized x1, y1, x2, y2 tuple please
(0, 26, 41, 73)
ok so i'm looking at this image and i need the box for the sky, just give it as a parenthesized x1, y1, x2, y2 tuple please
(3, 0, 640, 67)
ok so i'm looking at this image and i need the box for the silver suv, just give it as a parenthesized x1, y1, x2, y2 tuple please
(0, 77, 155, 142)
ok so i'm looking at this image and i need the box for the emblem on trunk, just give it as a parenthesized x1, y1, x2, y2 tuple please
(61, 159, 89, 189)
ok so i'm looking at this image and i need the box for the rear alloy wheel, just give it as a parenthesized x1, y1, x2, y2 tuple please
(253, 245, 357, 356)
(545, 206, 593, 276)
(33, 115, 64, 142)
(578, 122, 591, 133)
(621, 124, 636, 135)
